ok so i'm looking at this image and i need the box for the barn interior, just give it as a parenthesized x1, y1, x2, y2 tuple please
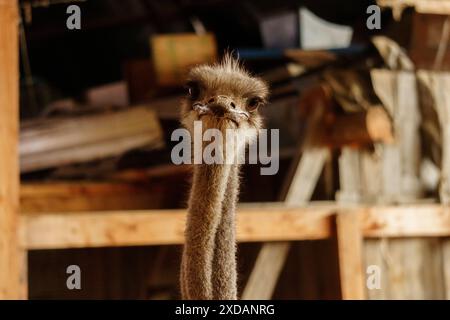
(1, 0, 450, 299)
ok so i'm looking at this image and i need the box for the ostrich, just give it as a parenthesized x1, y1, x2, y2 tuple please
(179, 54, 269, 300)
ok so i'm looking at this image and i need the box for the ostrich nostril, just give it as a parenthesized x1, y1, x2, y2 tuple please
(230, 102, 236, 109)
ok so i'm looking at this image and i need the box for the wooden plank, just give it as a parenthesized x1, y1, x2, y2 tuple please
(20, 182, 169, 213)
(365, 238, 446, 300)
(362, 204, 450, 238)
(371, 68, 433, 301)
(21, 132, 160, 172)
(336, 148, 385, 204)
(22, 205, 335, 250)
(335, 211, 365, 299)
(386, 238, 445, 299)
(0, 0, 26, 299)
(20, 107, 164, 172)
(20, 166, 191, 213)
(241, 242, 290, 300)
(371, 70, 422, 202)
(21, 203, 450, 250)
(21, 182, 152, 197)
(20, 107, 159, 155)
(20, 165, 191, 199)
(366, 238, 446, 300)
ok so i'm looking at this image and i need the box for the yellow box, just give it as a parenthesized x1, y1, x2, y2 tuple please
(151, 33, 218, 86)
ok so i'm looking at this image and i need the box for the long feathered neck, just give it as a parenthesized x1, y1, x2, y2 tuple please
(212, 163, 240, 299)
(181, 162, 233, 299)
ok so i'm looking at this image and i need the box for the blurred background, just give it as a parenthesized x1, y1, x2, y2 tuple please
(5, 0, 450, 299)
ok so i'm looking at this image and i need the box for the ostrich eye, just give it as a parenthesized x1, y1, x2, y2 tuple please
(186, 81, 200, 101)
(247, 97, 263, 111)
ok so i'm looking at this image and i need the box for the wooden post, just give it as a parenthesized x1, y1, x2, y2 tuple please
(0, 0, 27, 299)
(335, 211, 365, 300)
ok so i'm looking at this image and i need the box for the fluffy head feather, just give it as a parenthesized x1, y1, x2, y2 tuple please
(180, 53, 269, 138)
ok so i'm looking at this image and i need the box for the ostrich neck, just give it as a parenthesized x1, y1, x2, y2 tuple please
(181, 126, 247, 300)
(182, 162, 233, 299)
(212, 163, 240, 299)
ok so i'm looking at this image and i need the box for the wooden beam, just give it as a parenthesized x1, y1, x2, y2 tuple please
(335, 211, 365, 300)
(0, 0, 26, 299)
(20, 182, 172, 213)
(22, 205, 335, 250)
(21, 203, 450, 250)
(20, 166, 192, 213)
(362, 204, 450, 238)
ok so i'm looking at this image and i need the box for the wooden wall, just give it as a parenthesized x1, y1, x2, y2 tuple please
(364, 238, 450, 299)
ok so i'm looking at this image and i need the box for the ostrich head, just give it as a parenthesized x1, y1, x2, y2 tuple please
(181, 54, 269, 141)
